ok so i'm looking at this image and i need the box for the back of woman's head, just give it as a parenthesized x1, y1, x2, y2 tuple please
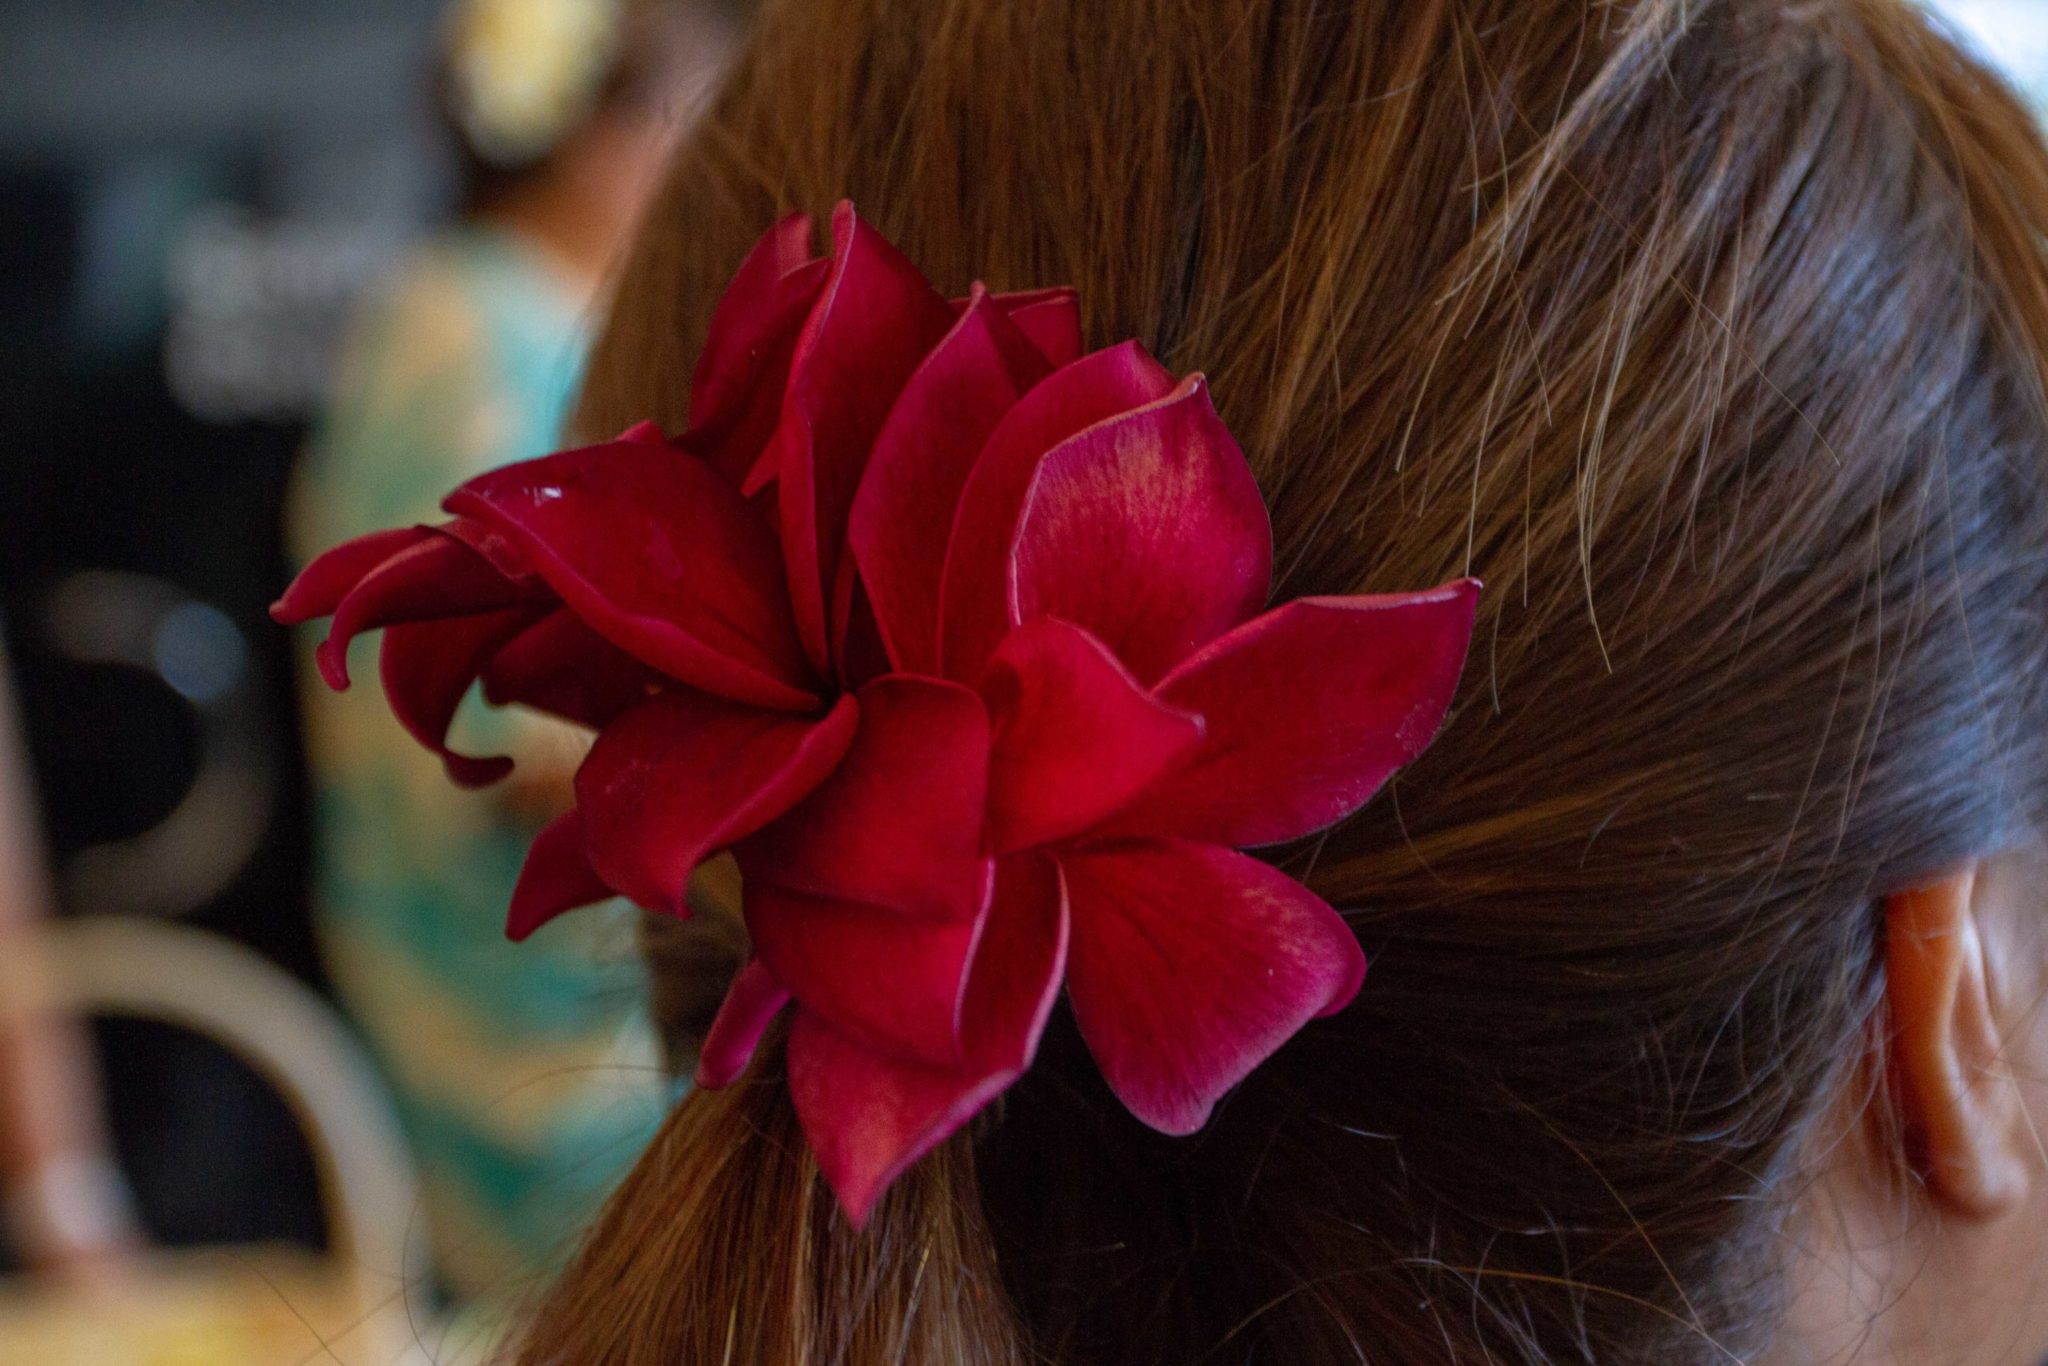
(519, 0, 2048, 1360)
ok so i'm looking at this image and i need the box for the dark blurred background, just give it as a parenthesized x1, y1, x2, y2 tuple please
(1, 0, 470, 1261)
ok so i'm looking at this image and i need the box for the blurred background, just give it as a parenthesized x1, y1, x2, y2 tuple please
(0, 0, 2038, 1362)
(0, 0, 735, 1359)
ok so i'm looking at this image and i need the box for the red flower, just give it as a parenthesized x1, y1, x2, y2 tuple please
(275, 204, 1478, 1223)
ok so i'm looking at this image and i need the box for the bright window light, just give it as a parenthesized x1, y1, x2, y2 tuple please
(1921, 0, 2048, 113)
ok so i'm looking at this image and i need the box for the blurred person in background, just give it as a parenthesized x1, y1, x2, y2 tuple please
(0, 642, 139, 1287)
(289, 0, 738, 1301)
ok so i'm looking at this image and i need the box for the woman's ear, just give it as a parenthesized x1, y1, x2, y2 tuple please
(1883, 868, 2031, 1220)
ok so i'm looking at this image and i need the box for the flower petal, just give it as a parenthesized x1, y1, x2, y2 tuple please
(960, 854, 1069, 1074)
(937, 340, 1177, 682)
(1059, 839, 1365, 1135)
(435, 515, 542, 582)
(981, 619, 1204, 852)
(506, 808, 616, 941)
(685, 215, 833, 491)
(696, 957, 792, 1087)
(271, 525, 434, 623)
(849, 287, 1050, 674)
(312, 530, 545, 690)
(743, 872, 988, 1069)
(576, 691, 860, 914)
(988, 286, 1083, 368)
(786, 853, 1067, 1224)
(447, 436, 818, 711)
(737, 675, 991, 918)
(1101, 583, 1479, 848)
(688, 213, 822, 436)
(1010, 375, 1271, 684)
(772, 203, 956, 672)
(736, 675, 995, 1068)
(479, 608, 662, 729)
(380, 604, 548, 787)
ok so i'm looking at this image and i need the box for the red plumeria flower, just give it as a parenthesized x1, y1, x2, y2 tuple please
(275, 203, 1478, 1224)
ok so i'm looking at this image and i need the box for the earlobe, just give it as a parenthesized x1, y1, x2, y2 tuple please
(1883, 869, 2031, 1221)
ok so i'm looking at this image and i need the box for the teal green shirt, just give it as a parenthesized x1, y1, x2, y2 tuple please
(294, 226, 663, 1299)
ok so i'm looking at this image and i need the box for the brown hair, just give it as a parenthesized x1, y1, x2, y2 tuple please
(520, 0, 2048, 1360)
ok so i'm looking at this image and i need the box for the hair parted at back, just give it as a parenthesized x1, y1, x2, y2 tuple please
(517, 0, 2048, 1361)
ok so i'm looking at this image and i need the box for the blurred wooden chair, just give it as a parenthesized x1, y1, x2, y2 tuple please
(0, 916, 435, 1365)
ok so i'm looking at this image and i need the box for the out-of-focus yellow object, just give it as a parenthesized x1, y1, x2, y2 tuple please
(448, 0, 624, 167)
(0, 920, 430, 1366)
(0, 1248, 388, 1365)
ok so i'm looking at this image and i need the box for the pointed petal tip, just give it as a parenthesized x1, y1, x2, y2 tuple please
(987, 286, 1084, 369)
(1406, 575, 1483, 621)
(314, 640, 351, 691)
(768, 207, 815, 253)
(785, 857, 1064, 1223)
(1061, 840, 1361, 1136)
(275, 525, 442, 625)
(1451, 578, 1483, 618)
(1146, 1097, 1216, 1138)
(691, 1048, 747, 1091)
(809, 1059, 1022, 1230)
(1315, 939, 1368, 1019)
(826, 200, 860, 255)
(826, 1157, 891, 1229)
(442, 752, 515, 789)
(505, 810, 615, 941)
(504, 889, 553, 943)
(1099, 581, 1482, 848)
(696, 959, 791, 1088)
(1429, 575, 1483, 609)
